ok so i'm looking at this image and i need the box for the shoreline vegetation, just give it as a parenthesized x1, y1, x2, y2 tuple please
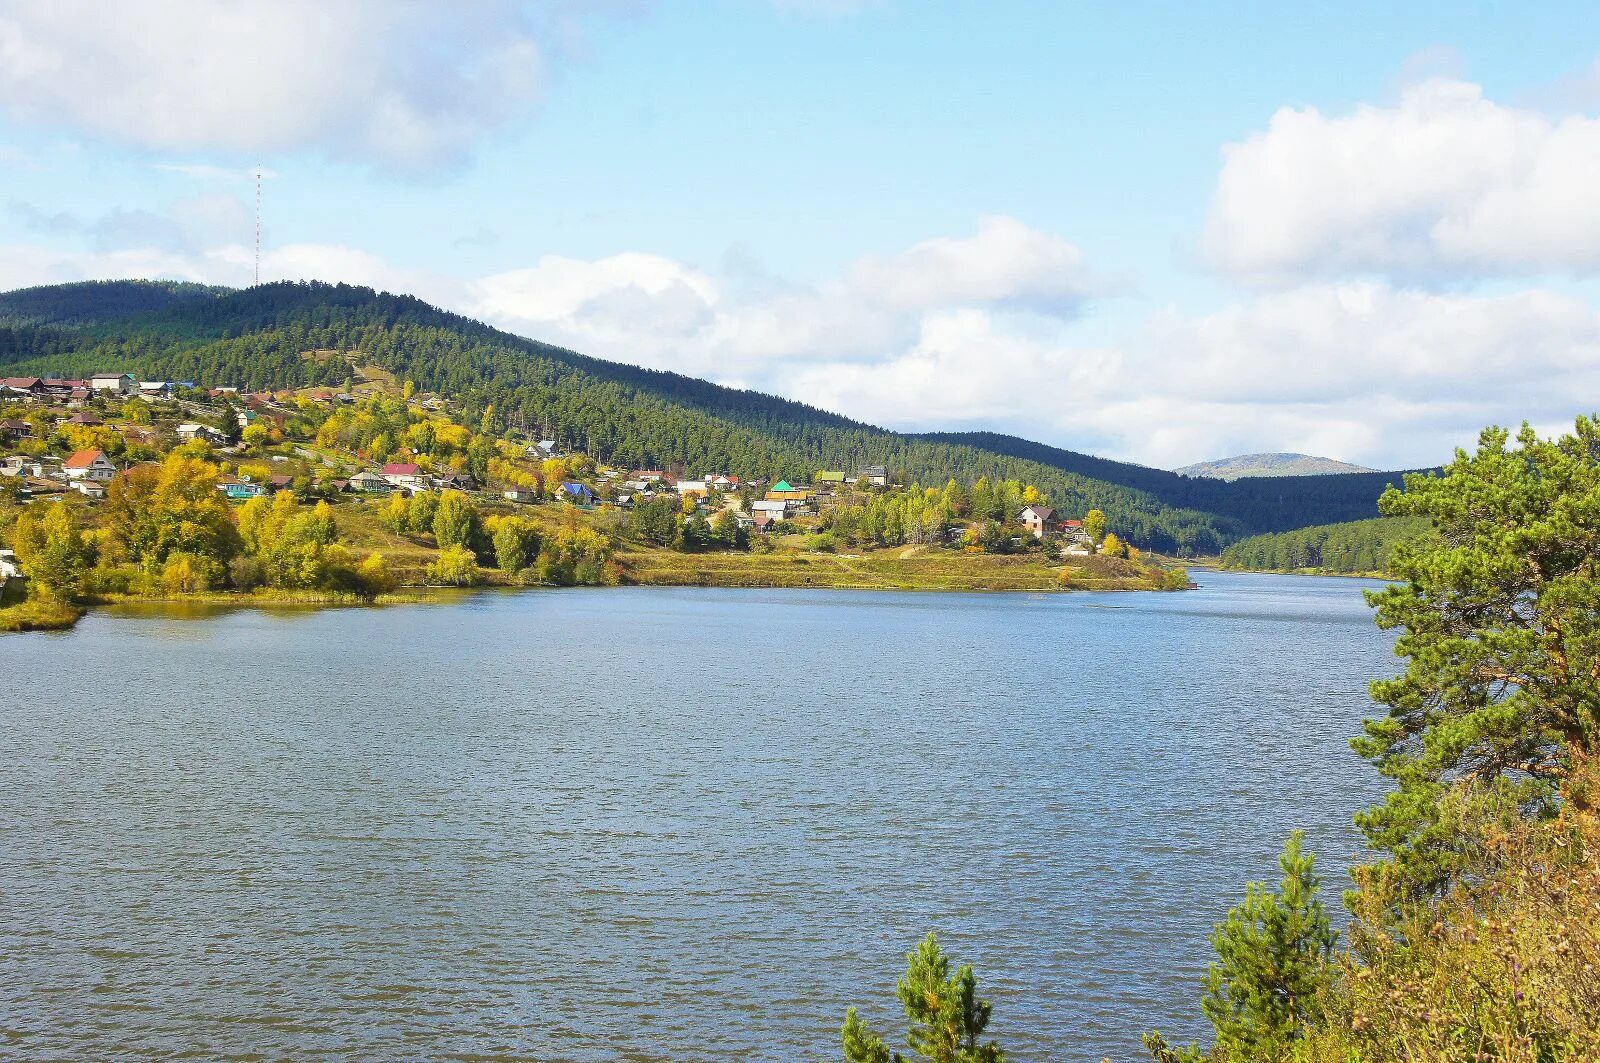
(2, 548, 1186, 633)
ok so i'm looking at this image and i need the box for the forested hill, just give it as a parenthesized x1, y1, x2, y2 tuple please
(1219, 516, 1432, 575)
(1, 279, 1407, 553)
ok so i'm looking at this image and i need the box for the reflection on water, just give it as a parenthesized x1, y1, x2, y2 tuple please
(0, 571, 1394, 1061)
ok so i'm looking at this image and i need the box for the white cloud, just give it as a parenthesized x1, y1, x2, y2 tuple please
(1204, 77, 1600, 282)
(847, 216, 1096, 314)
(0, 1, 548, 173)
(462, 216, 1097, 377)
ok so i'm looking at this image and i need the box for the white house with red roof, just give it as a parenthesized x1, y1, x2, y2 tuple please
(64, 449, 116, 483)
(381, 462, 427, 490)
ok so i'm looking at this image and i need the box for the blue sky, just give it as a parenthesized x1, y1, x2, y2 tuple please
(3, 1, 1600, 469)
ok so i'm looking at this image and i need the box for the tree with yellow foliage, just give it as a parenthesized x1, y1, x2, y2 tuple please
(1083, 508, 1108, 544)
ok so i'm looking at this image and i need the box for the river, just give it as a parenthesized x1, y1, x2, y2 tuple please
(0, 570, 1395, 1061)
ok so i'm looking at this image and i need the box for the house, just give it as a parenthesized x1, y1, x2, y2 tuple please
(381, 462, 428, 491)
(527, 439, 561, 459)
(63, 449, 116, 483)
(432, 471, 476, 491)
(1, 456, 43, 478)
(90, 372, 137, 397)
(266, 474, 298, 493)
(708, 474, 740, 491)
(0, 418, 30, 441)
(677, 479, 709, 496)
(765, 479, 811, 502)
(0, 376, 45, 398)
(752, 498, 792, 519)
(633, 469, 670, 484)
(71, 478, 107, 499)
(751, 513, 776, 534)
(1056, 518, 1092, 554)
(347, 471, 391, 494)
(217, 479, 266, 500)
(815, 470, 846, 488)
(324, 478, 351, 494)
(40, 378, 85, 400)
(63, 412, 103, 427)
(561, 481, 596, 505)
(1019, 504, 1056, 540)
(0, 548, 19, 580)
(176, 422, 224, 444)
(854, 464, 889, 487)
(503, 486, 539, 504)
(138, 381, 175, 400)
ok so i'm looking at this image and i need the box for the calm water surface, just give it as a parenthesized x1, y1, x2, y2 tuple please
(0, 571, 1394, 1061)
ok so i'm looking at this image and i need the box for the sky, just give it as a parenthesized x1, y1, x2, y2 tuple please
(3, 1, 1600, 470)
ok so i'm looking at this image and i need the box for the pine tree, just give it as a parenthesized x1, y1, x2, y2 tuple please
(841, 934, 1005, 1063)
(1174, 832, 1336, 1058)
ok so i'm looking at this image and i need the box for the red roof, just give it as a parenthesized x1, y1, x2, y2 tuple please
(64, 449, 106, 470)
(382, 462, 421, 476)
(1, 376, 41, 388)
(1060, 519, 1084, 528)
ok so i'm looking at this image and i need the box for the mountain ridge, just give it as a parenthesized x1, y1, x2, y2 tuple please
(1174, 452, 1377, 480)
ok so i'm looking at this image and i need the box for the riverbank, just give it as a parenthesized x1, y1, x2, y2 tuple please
(1191, 559, 1393, 580)
(0, 549, 1186, 632)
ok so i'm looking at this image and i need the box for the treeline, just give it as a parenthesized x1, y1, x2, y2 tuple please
(0, 279, 224, 328)
(0, 280, 1399, 553)
(1218, 516, 1430, 574)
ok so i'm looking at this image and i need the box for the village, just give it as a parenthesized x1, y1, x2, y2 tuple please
(0, 364, 1175, 634)
(1, 370, 1106, 558)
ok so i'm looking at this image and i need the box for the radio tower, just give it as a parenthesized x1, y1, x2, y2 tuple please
(254, 165, 262, 286)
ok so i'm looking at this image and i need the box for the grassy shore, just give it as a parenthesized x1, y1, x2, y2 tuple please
(617, 546, 1176, 592)
(0, 598, 84, 632)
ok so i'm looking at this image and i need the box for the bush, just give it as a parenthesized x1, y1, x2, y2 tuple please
(229, 555, 265, 591)
(425, 545, 480, 586)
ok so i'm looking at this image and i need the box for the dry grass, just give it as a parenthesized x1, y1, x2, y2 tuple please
(614, 546, 1161, 592)
(1300, 801, 1600, 1062)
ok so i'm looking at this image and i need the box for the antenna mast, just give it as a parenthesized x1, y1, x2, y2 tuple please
(254, 165, 262, 286)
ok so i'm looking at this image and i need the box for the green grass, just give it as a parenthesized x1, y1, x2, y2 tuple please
(0, 598, 84, 632)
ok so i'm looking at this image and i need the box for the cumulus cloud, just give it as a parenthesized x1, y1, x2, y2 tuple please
(1204, 77, 1600, 282)
(0, 0, 549, 173)
(462, 216, 1098, 376)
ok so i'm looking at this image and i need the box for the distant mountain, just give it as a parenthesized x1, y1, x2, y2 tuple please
(0, 279, 1409, 553)
(1174, 452, 1376, 481)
